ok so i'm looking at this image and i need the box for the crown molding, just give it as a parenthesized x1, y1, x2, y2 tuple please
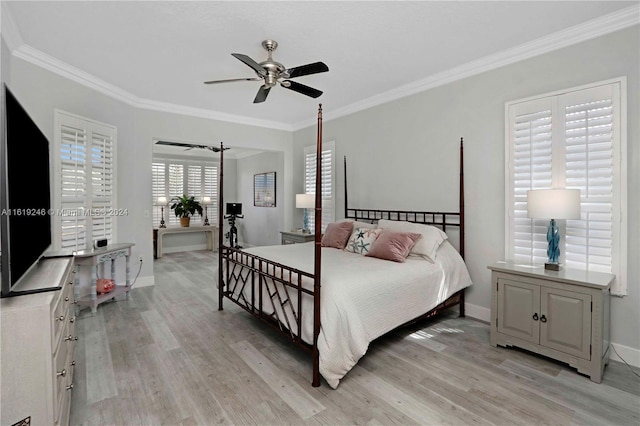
(1, 1, 24, 52)
(4, 2, 638, 133)
(291, 4, 640, 131)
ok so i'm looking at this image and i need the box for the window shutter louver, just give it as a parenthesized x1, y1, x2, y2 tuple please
(510, 106, 553, 265)
(55, 112, 116, 251)
(563, 97, 614, 274)
(204, 166, 218, 222)
(152, 162, 165, 228)
(506, 80, 626, 295)
(152, 157, 218, 227)
(304, 142, 335, 232)
(168, 164, 184, 225)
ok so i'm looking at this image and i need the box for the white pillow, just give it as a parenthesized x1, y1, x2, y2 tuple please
(338, 218, 376, 229)
(376, 219, 448, 261)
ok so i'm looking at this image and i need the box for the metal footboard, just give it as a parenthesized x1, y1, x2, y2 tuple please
(221, 246, 316, 352)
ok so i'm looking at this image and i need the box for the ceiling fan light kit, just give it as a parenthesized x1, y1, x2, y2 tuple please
(204, 40, 329, 103)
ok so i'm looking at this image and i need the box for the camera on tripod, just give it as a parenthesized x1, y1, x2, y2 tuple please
(224, 203, 243, 248)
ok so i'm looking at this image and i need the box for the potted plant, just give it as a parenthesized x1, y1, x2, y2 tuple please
(170, 194, 203, 227)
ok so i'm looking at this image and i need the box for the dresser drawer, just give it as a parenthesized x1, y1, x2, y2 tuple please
(52, 276, 74, 353)
(53, 327, 70, 423)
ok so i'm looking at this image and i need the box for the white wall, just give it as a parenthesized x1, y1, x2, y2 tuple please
(3, 41, 294, 286)
(292, 26, 640, 358)
(235, 151, 285, 247)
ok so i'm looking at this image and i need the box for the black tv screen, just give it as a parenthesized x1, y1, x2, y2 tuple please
(1, 85, 52, 297)
(226, 203, 242, 216)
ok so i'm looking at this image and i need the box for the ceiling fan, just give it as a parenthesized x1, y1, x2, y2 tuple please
(155, 141, 228, 152)
(204, 40, 329, 104)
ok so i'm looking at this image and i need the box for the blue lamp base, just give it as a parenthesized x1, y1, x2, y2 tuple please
(545, 218, 561, 270)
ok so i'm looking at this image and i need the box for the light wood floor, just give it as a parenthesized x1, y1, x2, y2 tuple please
(70, 250, 639, 425)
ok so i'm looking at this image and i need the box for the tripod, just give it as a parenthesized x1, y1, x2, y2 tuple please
(224, 213, 244, 248)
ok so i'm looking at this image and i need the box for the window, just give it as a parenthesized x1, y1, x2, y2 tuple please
(505, 78, 627, 295)
(152, 157, 218, 227)
(53, 110, 116, 251)
(303, 140, 335, 233)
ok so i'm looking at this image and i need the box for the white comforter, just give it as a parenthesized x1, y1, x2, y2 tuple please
(227, 240, 472, 388)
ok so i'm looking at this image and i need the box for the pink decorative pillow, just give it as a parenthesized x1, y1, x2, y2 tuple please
(366, 230, 422, 262)
(321, 221, 354, 249)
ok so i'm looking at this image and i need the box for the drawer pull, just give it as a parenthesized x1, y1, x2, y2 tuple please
(65, 296, 70, 302)
(66, 384, 74, 391)
(540, 314, 547, 323)
(57, 369, 67, 377)
(70, 316, 76, 323)
(532, 313, 539, 321)
(64, 335, 78, 341)
(71, 361, 76, 366)
(57, 315, 65, 322)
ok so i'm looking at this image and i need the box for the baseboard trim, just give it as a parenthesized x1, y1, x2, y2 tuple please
(132, 275, 155, 289)
(464, 302, 491, 323)
(609, 342, 640, 368)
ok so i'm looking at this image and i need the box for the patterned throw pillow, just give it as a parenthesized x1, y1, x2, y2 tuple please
(344, 227, 382, 255)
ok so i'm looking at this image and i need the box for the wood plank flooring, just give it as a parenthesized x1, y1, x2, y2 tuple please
(70, 250, 640, 425)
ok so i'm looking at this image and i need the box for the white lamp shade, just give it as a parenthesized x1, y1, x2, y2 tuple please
(156, 196, 168, 205)
(201, 196, 211, 204)
(527, 189, 581, 219)
(296, 193, 315, 209)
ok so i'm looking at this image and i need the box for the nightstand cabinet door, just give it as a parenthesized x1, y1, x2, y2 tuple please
(497, 279, 540, 344)
(541, 287, 591, 359)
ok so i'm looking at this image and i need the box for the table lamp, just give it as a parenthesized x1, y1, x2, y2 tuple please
(296, 193, 315, 233)
(201, 196, 211, 226)
(156, 196, 168, 228)
(527, 188, 581, 270)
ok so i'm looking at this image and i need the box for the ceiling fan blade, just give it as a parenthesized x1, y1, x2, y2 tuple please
(285, 62, 329, 79)
(204, 77, 262, 84)
(156, 141, 226, 152)
(231, 53, 267, 76)
(281, 80, 323, 98)
(253, 85, 271, 103)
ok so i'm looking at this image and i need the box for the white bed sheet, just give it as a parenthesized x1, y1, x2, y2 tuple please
(226, 240, 472, 388)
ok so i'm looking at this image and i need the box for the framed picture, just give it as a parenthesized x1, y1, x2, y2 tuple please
(254, 172, 276, 207)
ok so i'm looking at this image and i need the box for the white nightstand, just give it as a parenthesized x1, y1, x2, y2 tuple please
(280, 231, 315, 245)
(488, 261, 614, 383)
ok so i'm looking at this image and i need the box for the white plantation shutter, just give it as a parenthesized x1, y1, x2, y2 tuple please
(54, 111, 116, 251)
(168, 164, 184, 225)
(90, 132, 114, 241)
(506, 80, 626, 295)
(509, 102, 554, 265)
(152, 157, 218, 227)
(562, 90, 616, 274)
(152, 162, 165, 227)
(304, 140, 335, 233)
(204, 166, 218, 222)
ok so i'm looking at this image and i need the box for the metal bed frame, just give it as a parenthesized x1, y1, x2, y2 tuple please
(218, 104, 465, 387)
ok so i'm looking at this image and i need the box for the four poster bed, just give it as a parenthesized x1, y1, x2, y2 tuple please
(217, 105, 472, 388)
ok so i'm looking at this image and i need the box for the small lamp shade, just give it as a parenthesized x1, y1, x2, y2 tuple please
(527, 189, 581, 220)
(201, 196, 211, 204)
(296, 193, 315, 209)
(156, 196, 168, 205)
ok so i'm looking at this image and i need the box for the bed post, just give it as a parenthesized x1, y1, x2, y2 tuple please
(312, 104, 323, 387)
(344, 155, 348, 219)
(218, 142, 225, 311)
(459, 137, 465, 317)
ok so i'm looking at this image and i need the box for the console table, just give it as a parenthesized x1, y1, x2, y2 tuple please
(156, 225, 217, 258)
(74, 243, 134, 315)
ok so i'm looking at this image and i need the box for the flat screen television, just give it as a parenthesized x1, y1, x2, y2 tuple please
(0, 84, 53, 297)
(226, 202, 242, 216)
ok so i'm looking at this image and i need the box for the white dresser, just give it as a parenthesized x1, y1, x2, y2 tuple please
(488, 261, 614, 383)
(1, 256, 77, 425)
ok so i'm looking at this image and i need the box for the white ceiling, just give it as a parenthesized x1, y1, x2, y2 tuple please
(3, 1, 638, 130)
